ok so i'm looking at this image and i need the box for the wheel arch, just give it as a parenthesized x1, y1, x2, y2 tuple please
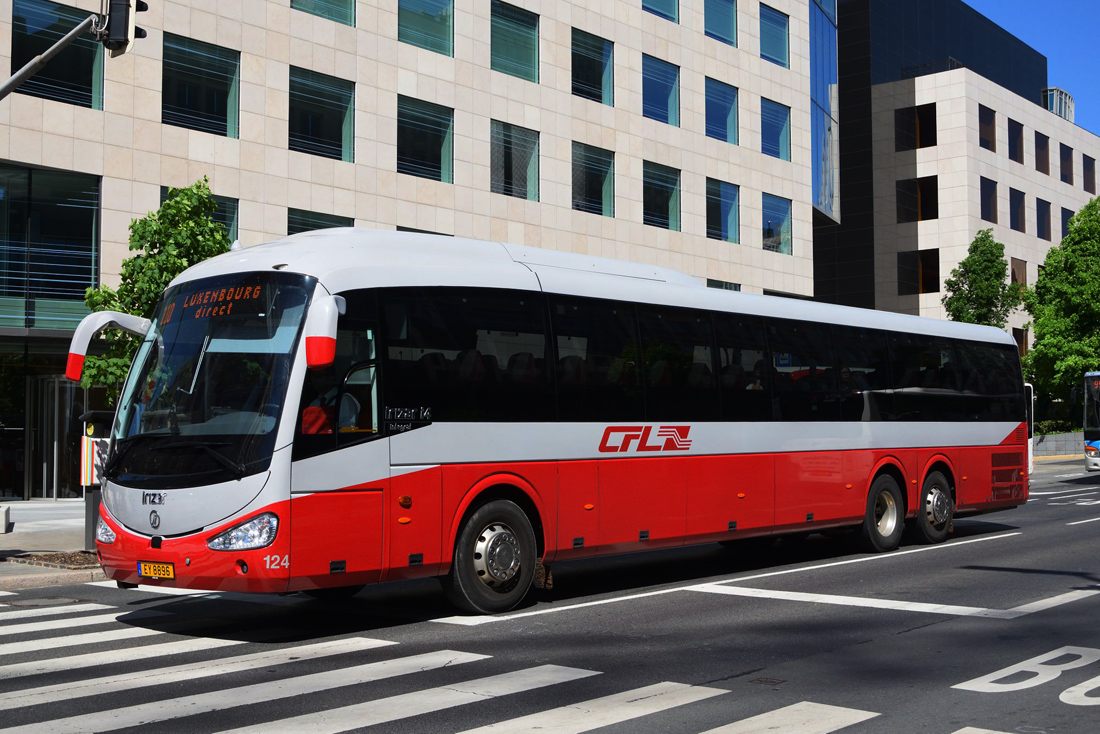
(444, 474, 547, 572)
(870, 457, 908, 517)
(921, 455, 958, 504)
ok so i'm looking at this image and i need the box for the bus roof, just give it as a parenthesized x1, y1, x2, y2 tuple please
(173, 228, 1016, 347)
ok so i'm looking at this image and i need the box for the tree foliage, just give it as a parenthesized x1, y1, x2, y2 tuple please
(1024, 197, 1100, 401)
(81, 178, 232, 400)
(941, 228, 1020, 328)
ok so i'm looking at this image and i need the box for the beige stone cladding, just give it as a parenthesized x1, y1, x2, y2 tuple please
(871, 67, 1100, 341)
(0, 0, 817, 295)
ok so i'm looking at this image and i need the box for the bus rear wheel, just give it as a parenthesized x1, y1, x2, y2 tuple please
(444, 500, 536, 614)
(913, 471, 953, 544)
(858, 475, 904, 553)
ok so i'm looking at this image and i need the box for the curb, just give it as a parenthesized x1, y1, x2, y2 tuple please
(0, 567, 106, 591)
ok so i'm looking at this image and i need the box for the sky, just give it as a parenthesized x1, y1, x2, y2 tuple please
(962, 0, 1100, 136)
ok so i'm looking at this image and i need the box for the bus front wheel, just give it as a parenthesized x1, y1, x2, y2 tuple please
(913, 471, 953, 544)
(444, 500, 536, 614)
(858, 475, 904, 553)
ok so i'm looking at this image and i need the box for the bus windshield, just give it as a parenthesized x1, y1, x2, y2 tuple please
(108, 272, 316, 488)
(1085, 372, 1100, 443)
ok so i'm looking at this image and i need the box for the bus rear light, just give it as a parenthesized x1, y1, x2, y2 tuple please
(96, 517, 116, 544)
(207, 513, 279, 551)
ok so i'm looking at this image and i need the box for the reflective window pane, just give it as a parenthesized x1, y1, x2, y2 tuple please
(642, 55, 679, 126)
(642, 161, 680, 231)
(572, 29, 613, 105)
(760, 4, 789, 68)
(289, 67, 354, 162)
(287, 208, 353, 235)
(642, 0, 677, 23)
(706, 178, 739, 243)
(572, 142, 614, 217)
(490, 120, 539, 202)
(397, 96, 454, 182)
(761, 98, 791, 161)
(704, 0, 736, 45)
(11, 0, 103, 109)
(761, 193, 792, 255)
(705, 77, 737, 144)
(163, 34, 240, 138)
(491, 0, 538, 82)
(291, 0, 353, 25)
(398, 0, 452, 56)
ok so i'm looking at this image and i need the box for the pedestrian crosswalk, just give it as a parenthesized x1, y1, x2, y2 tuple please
(0, 593, 1013, 733)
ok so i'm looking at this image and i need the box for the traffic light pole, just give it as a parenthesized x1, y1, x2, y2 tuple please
(0, 14, 101, 103)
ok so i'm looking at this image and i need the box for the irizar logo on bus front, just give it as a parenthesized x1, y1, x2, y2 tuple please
(598, 426, 692, 453)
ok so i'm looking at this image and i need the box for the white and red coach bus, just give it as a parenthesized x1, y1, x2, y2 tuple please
(67, 229, 1029, 613)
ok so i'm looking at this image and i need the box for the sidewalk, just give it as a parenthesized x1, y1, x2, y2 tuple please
(0, 502, 105, 591)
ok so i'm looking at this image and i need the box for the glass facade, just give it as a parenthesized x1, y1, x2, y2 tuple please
(810, 0, 838, 221)
(572, 29, 613, 106)
(162, 34, 240, 138)
(706, 178, 739, 243)
(642, 162, 680, 231)
(288, 67, 355, 162)
(705, 77, 737, 144)
(572, 142, 614, 217)
(0, 165, 99, 331)
(398, 0, 453, 56)
(761, 193, 792, 255)
(760, 4, 789, 68)
(11, 0, 103, 109)
(642, 55, 679, 126)
(642, 0, 677, 23)
(491, 1, 539, 83)
(397, 96, 454, 183)
(704, 0, 736, 46)
(288, 209, 353, 235)
(761, 98, 791, 161)
(291, 0, 354, 25)
(490, 120, 539, 202)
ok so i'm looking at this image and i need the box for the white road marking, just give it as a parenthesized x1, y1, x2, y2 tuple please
(0, 609, 169, 637)
(952, 729, 1013, 734)
(0, 592, 13, 597)
(1, 649, 487, 734)
(0, 637, 396, 712)
(0, 636, 246, 680)
(0, 603, 111, 620)
(1052, 473, 1087, 479)
(458, 681, 727, 733)
(1067, 516, 1100, 526)
(434, 532, 1022, 627)
(1047, 491, 1099, 501)
(220, 665, 600, 734)
(0, 626, 165, 657)
(1031, 487, 1096, 495)
(700, 701, 879, 733)
(1001, 590, 1100, 617)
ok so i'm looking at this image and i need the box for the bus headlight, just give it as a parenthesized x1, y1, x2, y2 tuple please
(207, 513, 279, 551)
(95, 517, 116, 544)
(1087, 447, 1099, 458)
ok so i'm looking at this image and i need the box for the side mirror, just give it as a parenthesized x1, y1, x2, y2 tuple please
(303, 294, 346, 370)
(66, 311, 152, 381)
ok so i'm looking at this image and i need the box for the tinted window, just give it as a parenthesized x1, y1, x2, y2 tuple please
(887, 332, 963, 421)
(767, 319, 837, 421)
(955, 340, 1026, 422)
(714, 312, 770, 421)
(831, 325, 892, 421)
(381, 288, 552, 422)
(637, 306, 717, 421)
(550, 296, 643, 421)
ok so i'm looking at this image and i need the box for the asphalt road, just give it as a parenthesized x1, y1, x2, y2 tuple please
(1, 458, 1098, 733)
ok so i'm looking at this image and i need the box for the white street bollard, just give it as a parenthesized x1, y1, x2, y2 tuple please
(0, 504, 8, 533)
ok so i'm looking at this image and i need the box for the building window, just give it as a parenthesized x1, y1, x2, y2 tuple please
(642, 0, 677, 23)
(162, 34, 240, 138)
(287, 208, 353, 235)
(706, 178, 739, 243)
(0, 164, 99, 330)
(642, 55, 679, 126)
(896, 176, 938, 223)
(810, 0, 838, 222)
(761, 98, 791, 160)
(1012, 327, 1028, 358)
(11, 0, 103, 109)
(490, 120, 539, 202)
(572, 142, 614, 217)
(978, 105, 996, 152)
(1062, 207, 1074, 239)
(895, 104, 936, 151)
(1035, 132, 1050, 174)
(491, 0, 538, 83)
(396, 226, 452, 235)
(642, 162, 680, 231)
(1010, 257, 1026, 288)
(1007, 119, 1023, 163)
(291, 0, 353, 25)
(980, 177, 997, 223)
(572, 29, 613, 105)
(761, 193, 792, 255)
(160, 187, 239, 242)
(705, 77, 737, 144)
(759, 4, 789, 68)
(1036, 198, 1051, 241)
(398, 0, 453, 56)
(396, 96, 454, 183)
(707, 279, 740, 291)
(705, 0, 736, 46)
(1085, 155, 1096, 195)
(897, 250, 939, 295)
(288, 67, 354, 162)
(1009, 188, 1025, 233)
(1060, 144, 1074, 185)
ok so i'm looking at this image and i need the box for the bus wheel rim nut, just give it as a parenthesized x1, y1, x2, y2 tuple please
(473, 523, 521, 586)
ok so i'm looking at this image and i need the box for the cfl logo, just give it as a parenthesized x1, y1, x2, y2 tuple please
(598, 426, 692, 453)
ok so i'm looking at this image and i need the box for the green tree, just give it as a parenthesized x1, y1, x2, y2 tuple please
(81, 178, 232, 400)
(1024, 197, 1100, 401)
(941, 228, 1021, 328)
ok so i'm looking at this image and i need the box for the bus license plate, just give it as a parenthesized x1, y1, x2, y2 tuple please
(137, 561, 175, 580)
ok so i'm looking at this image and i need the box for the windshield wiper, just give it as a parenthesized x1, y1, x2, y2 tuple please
(148, 441, 246, 479)
(103, 433, 165, 478)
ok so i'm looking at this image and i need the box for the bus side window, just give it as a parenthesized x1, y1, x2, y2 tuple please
(637, 305, 717, 421)
(767, 318, 838, 422)
(831, 324, 892, 421)
(713, 313, 769, 422)
(887, 332, 965, 421)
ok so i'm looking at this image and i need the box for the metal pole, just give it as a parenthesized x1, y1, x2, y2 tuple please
(0, 14, 99, 103)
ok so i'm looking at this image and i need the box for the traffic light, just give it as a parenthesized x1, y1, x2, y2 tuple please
(104, 0, 148, 57)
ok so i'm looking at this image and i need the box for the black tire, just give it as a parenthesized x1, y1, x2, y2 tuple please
(302, 584, 365, 600)
(444, 500, 536, 614)
(858, 474, 905, 552)
(913, 470, 953, 544)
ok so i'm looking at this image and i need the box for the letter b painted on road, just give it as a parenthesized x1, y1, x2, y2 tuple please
(954, 646, 1100, 703)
